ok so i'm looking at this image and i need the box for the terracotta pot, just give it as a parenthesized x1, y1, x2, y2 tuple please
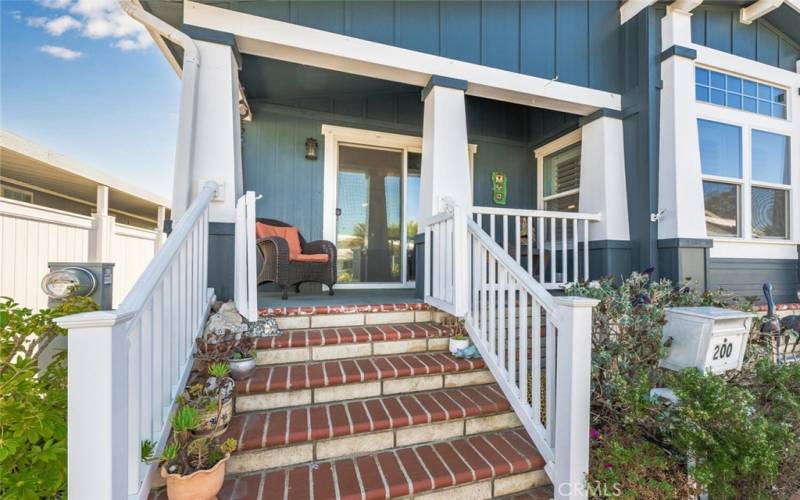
(449, 337, 470, 355)
(161, 454, 229, 500)
(195, 398, 233, 437)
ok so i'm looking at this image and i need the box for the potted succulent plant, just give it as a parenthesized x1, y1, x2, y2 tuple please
(181, 362, 234, 437)
(229, 348, 256, 380)
(142, 405, 237, 500)
(444, 316, 470, 355)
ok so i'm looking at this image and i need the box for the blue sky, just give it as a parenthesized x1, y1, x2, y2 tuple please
(1, 0, 180, 199)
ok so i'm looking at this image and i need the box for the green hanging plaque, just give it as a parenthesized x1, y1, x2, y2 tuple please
(491, 171, 507, 205)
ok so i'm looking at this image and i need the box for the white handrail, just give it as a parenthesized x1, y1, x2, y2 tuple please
(56, 182, 217, 499)
(472, 205, 601, 221)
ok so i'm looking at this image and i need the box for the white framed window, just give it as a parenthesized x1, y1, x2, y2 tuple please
(697, 115, 792, 241)
(1, 185, 33, 203)
(535, 129, 582, 212)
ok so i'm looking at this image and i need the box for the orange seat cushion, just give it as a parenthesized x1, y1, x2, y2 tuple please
(291, 253, 330, 263)
(255, 223, 303, 260)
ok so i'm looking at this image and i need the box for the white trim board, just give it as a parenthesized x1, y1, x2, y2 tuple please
(534, 129, 582, 210)
(183, 0, 621, 116)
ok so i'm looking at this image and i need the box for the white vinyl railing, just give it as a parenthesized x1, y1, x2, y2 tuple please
(425, 201, 597, 499)
(471, 207, 601, 289)
(55, 181, 218, 500)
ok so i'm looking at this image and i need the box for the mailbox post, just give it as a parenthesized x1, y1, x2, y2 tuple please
(660, 307, 754, 374)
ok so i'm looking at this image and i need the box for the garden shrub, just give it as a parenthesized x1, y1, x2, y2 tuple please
(0, 296, 97, 499)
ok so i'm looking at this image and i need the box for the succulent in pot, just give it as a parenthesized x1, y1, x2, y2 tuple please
(142, 405, 237, 500)
(181, 362, 234, 437)
(444, 316, 470, 355)
(229, 348, 256, 380)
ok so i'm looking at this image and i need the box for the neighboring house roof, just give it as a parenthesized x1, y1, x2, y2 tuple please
(0, 129, 170, 224)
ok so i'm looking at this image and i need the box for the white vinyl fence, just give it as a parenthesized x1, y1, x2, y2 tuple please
(0, 198, 162, 309)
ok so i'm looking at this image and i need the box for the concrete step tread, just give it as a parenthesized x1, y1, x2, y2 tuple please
(225, 384, 511, 453)
(236, 352, 486, 396)
(498, 485, 554, 499)
(213, 427, 544, 499)
(254, 322, 454, 350)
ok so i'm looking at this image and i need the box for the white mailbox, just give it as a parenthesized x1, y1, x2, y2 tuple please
(660, 307, 754, 374)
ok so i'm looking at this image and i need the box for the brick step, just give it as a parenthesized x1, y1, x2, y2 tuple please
(235, 353, 493, 413)
(224, 385, 521, 475)
(209, 427, 548, 500)
(254, 323, 454, 365)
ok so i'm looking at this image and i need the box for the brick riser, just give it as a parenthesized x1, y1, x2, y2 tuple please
(165, 428, 548, 500)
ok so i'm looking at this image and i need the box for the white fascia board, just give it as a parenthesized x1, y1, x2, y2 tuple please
(132, 0, 182, 76)
(620, 0, 658, 24)
(740, 0, 784, 25)
(786, 0, 800, 13)
(184, 1, 620, 115)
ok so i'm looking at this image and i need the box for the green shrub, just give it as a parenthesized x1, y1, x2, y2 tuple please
(0, 296, 97, 499)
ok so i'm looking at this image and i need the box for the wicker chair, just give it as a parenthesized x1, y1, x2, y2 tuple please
(255, 218, 337, 300)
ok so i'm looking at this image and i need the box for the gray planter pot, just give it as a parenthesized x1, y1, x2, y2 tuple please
(229, 356, 256, 380)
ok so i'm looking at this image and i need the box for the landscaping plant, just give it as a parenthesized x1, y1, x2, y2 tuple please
(0, 296, 97, 499)
(567, 272, 800, 498)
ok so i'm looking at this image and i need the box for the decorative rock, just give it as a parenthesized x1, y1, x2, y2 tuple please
(247, 316, 283, 338)
(204, 302, 245, 338)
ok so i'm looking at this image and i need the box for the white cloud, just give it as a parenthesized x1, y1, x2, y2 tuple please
(38, 0, 72, 9)
(44, 15, 82, 36)
(9, 11, 23, 21)
(25, 0, 153, 52)
(39, 45, 84, 60)
(27, 16, 48, 27)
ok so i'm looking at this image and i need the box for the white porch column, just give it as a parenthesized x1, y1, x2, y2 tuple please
(578, 113, 630, 241)
(419, 76, 472, 226)
(175, 38, 243, 224)
(89, 184, 114, 261)
(657, 9, 706, 240)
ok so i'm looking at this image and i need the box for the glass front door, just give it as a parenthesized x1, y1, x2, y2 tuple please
(336, 145, 404, 284)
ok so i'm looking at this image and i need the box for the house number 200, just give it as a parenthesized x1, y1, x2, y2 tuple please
(713, 339, 734, 361)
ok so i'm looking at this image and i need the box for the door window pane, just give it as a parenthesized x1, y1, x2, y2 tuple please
(752, 188, 788, 238)
(698, 120, 741, 178)
(703, 181, 739, 237)
(336, 145, 402, 283)
(752, 130, 790, 185)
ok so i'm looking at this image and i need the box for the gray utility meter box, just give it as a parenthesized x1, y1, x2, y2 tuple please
(660, 307, 754, 374)
(42, 262, 114, 310)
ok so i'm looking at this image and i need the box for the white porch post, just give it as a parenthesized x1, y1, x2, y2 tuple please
(419, 77, 472, 227)
(578, 114, 630, 242)
(89, 184, 114, 261)
(56, 311, 130, 500)
(174, 38, 243, 224)
(553, 296, 598, 500)
(657, 9, 706, 240)
(156, 205, 167, 249)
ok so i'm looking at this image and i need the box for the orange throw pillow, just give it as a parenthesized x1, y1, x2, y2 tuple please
(255, 223, 304, 260)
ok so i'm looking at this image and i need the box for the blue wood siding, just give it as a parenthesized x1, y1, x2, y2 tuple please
(214, 0, 621, 93)
(241, 92, 574, 238)
(691, 5, 800, 71)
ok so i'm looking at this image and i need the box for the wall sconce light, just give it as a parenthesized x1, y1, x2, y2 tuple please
(305, 137, 318, 160)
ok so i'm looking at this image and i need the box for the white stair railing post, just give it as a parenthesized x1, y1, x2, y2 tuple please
(552, 296, 598, 499)
(55, 310, 132, 500)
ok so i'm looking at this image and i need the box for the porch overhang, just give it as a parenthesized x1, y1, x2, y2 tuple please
(183, 0, 621, 116)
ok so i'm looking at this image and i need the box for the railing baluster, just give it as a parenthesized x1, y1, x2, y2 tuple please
(424, 225, 431, 298)
(519, 290, 528, 407)
(480, 246, 488, 340)
(471, 235, 479, 320)
(561, 218, 567, 285)
(583, 219, 590, 282)
(514, 216, 521, 266)
(497, 267, 506, 368)
(545, 316, 556, 446)
(508, 277, 516, 388)
(532, 304, 542, 424)
(490, 214, 496, 240)
(127, 321, 141, 493)
(526, 216, 532, 278)
(549, 218, 556, 286)
(538, 217, 544, 283)
(488, 253, 496, 355)
(502, 215, 508, 254)
(572, 219, 579, 284)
